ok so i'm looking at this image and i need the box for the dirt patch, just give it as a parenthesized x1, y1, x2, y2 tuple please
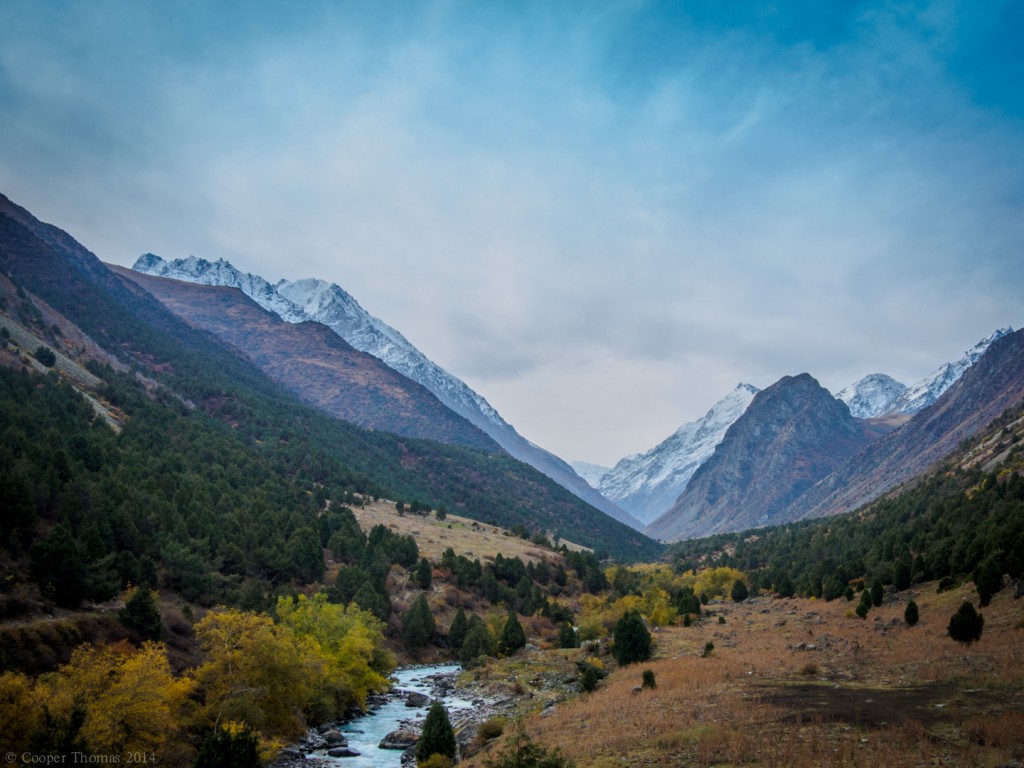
(753, 681, 989, 728)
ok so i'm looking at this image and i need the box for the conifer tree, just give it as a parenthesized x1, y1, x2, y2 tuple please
(415, 557, 433, 590)
(612, 610, 651, 666)
(416, 701, 457, 764)
(119, 587, 163, 640)
(402, 593, 435, 649)
(947, 601, 984, 645)
(448, 607, 469, 653)
(904, 599, 919, 627)
(730, 579, 749, 602)
(498, 611, 526, 655)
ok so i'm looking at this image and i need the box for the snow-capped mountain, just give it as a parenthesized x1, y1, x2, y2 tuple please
(835, 328, 1014, 419)
(835, 374, 907, 419)
(133, 254, 642, 530)
(571, 461, 611, 488)
(596, 383, 760, 525)
(891, 328, 1014, 415)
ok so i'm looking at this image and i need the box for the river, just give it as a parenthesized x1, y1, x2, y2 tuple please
(317, 663, 476, 766)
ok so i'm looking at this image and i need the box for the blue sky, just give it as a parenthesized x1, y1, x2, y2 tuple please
(1, 1, 1022, 465)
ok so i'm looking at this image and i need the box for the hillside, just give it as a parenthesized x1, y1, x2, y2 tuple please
(110, 265, 498, 450)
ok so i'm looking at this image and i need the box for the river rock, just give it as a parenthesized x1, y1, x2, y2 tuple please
(380, 729, 419, 750)
(405, 691, 430, 707)
(324, 730, 347, 747)
(327, 747, 361, 757)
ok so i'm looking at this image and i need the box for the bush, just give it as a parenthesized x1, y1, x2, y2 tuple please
(855, 589, 872, 619)
(33, 346, 56, 367)
(482, 723, 574, 768)
(947, 601, 984, 646)
(419, 756, 453, 768)
(195, 723, 260, 768)
(730, 579, 749, 602)
(904, 599, 919, 627)
(702, 641, 715, 658)
(612, 610, 651, 666)
(641, 669, 656, 689)
(477, 716, 506, 742)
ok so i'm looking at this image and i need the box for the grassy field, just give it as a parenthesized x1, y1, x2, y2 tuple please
(350, 500, 589, 564)
(461, 580, 1024, 767)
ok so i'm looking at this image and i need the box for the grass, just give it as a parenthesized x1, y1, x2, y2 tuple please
(460, 580, 1024, 767)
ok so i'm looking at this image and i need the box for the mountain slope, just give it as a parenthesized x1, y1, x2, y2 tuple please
(133, 254, 641, 530)
(111, 266, 498, 450)
(646, 374, 875, 541)
(0, 192, 659, 559)
(790, 327, 1024, 521)
(598, 384, 759, 525)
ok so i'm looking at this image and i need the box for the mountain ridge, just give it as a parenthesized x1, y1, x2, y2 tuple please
(133, 254, 641, 530)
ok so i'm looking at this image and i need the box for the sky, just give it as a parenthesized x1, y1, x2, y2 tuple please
(1, 1, 1022, 466)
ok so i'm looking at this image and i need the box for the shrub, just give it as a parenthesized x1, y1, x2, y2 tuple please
(419, 756, 453, 768)
(33, 346, 56, 367)
(482, 723, 574, 768)
(947, 601, 984, 646)
(730, 579, 749, 602)
(855, 590, 872, 619)
(701, 641, 714, 658)
(641, 669, 656, 689)
(477, 716, 506, 742)
(904, 599, 919, 627)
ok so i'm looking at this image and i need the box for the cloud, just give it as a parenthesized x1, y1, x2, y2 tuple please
(1, 0, 1022, 464)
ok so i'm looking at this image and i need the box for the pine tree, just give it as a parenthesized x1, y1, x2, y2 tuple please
(904, 599, 919, 627)
(558, 621, 578, 649)
(870, 579, 884, 607)
(459, 616, 493, 666)
(415, 557, 433, 590)
(498, 611, 526, 655)
(119, 587, 163, 640)
(402, 593, 435, 649)
(416, 701, 457, 763)
(448, 607, 469, 652)
(612, 610, 651, 666)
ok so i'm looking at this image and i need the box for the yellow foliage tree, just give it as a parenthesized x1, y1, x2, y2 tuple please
(35, 641, 193, 759)
(275, 593, 393, 722)
(693, 567, 746, 600)
(193, 608, 316, 743)
(0, 670, 42, 753)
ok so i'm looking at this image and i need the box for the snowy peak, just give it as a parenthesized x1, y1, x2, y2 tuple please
(835, 327, 1015, 419)
(571, 461, 611, 488)
(894, 327, 1014, 415)
(132, 253, 307, 323)
(597, 383, 760, 525)
(836, 373, 907, 419)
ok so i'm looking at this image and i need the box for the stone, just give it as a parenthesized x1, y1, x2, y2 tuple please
(405, 691, 430, 707)
(327, 747, 361, 758)
(324, 730, 347, 747)
(379, 729, 420, 750)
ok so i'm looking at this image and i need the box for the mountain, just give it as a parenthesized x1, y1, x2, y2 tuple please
(571, 461, 610, 488)
(789, 327, 1024, 521)
(0, 192, 659, 560)
(597, 384, 760, 525)
(133, 254, 641, 530)
(835, 373, 907, 419)
(835, 328, 1013, 419)
(111, 265, 498, 450)
(646, 374, 875, 541)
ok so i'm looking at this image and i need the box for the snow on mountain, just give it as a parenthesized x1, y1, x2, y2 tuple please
(132, 254, 642, 530)
(597, 383, 760, 525)
(571, 461, 611, 489)
(891, 328, 1014, 415)
(835, 373, 908, 419)
(835, 328, 1015, 419)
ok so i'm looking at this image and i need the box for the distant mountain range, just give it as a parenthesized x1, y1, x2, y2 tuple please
(646, 330, 1024, 541)
(590, 328, 1013, 534)
(132, 255, 641, 530)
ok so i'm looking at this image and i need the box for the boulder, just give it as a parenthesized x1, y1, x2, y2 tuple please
(405, 691, 430, 707)
(324, 730, 347, 747)
(327, 747, 361, 758)
(379, 729, 419, 750)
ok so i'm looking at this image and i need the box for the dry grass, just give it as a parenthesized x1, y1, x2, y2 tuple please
(461, 581, 1024, 767)
(349, 500, 585, 563)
